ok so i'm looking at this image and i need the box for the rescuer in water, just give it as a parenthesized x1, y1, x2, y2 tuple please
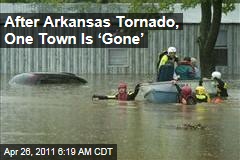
(210, 71, 228, 103)
(172, 80, 197, 105)
(92, 82, 140, 101)
(211, 71, 228, 98)
(195, 79, 211, 103)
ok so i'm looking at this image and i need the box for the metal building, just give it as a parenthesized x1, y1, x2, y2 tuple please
(0, 3, 239, 76)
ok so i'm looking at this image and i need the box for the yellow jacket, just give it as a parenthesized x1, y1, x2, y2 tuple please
(158, 55, 168, 69)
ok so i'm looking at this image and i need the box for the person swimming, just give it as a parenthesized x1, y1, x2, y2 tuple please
(92, 82, 140, 101)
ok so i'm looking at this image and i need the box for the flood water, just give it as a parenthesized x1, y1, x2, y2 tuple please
(1, 74, 240, 160)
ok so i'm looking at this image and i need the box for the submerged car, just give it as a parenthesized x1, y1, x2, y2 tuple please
(9, 72, 87, 85)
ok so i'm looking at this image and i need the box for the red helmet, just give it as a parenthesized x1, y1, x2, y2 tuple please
(118, 82, 127, 89)
(181, 85, 192, 99)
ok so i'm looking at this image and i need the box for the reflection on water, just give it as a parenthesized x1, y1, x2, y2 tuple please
(1, 74, 240, 160)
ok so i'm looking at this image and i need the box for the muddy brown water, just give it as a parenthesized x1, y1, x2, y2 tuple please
(1, 74, 240, 160)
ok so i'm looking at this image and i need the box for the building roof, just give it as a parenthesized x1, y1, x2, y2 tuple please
(173, 3, 240, 23)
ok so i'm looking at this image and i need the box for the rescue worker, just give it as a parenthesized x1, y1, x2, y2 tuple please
(157, 47, 178, 81)
(195, 79, 211, 103)
(92, 82, 140, 101)
(172, 80, 197, 105)
(211, 71, 228, 98)
(175, 57, 195, 80)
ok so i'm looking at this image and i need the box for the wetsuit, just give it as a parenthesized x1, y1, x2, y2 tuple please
(214, 78, 228, 97)
(92, 84, 140, 101)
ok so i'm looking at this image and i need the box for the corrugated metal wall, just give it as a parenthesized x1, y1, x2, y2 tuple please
(0, 3, 239, 75)
(0, 25, 201, 74)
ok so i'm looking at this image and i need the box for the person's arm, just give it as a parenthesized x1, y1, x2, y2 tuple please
(171, 80, 181, 93)
(127, 84, 141, 100)
(214, 78, 224, 88)
(92, 94, 117, 100)
(206, 94, 211, 102)
(174, 83, 182, 94)
(171, 80, 182, 103)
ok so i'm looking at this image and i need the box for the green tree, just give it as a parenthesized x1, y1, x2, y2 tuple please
(129, 0, 236, 77)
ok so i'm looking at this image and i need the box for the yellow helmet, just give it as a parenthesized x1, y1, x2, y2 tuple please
(196, 86, 207, 95)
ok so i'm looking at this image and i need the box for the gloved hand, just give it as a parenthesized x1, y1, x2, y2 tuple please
(171, 80, 177, 84)
(135, 83, 141, 89)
